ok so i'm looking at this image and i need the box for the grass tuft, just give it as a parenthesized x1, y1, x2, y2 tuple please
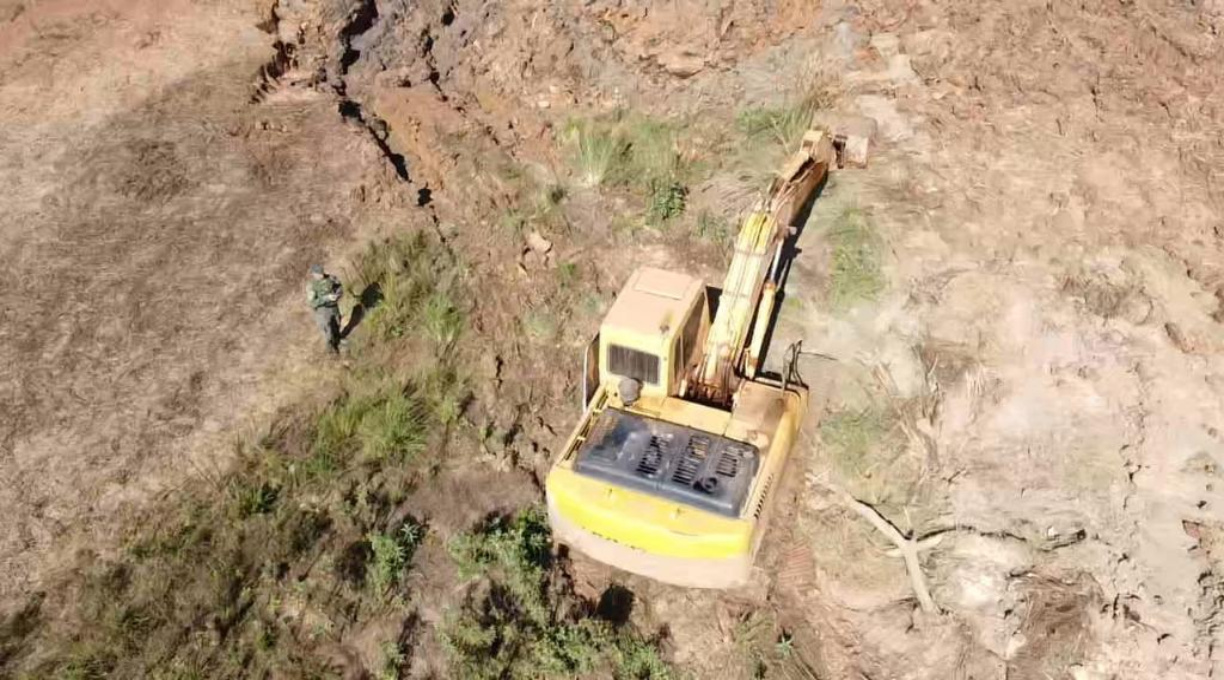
(736, 75, 837, 153)
(562, 118, 629, 188)
(422, 291, 464, 347)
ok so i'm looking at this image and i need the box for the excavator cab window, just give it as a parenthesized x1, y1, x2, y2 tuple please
(608, 345, 659, 386)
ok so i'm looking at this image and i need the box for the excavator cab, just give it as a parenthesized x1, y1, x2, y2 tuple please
(594, 268, 708, 402)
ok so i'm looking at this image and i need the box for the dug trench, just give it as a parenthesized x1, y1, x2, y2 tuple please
(4, 0, 1224, 678)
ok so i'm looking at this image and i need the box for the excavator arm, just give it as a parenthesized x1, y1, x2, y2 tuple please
(689, 130, 838, 404)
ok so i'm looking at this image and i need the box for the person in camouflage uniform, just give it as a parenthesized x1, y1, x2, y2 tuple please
(307, 264, 343, 354)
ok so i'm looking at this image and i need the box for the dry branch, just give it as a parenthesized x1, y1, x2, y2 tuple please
(812, 476, 942, 614)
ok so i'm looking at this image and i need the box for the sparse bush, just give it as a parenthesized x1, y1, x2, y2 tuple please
(696, 210, 732, 246)
(523, 308, 558, 344)
(736, 105, 813, 152)
(442, 509, 671, 680)
(621, 117, 682, 185)
(647, 180, 687, 225)
(827, 207, 884, 310)
(821, 407, 891, 479)
(376, 639, 408, 680)
(556, 261, 579, 289)
(367, 521, 425, 596)
(229, 480, 280, 518)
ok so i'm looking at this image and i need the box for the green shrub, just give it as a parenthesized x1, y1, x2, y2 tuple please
(367, 521, 425, 596)
(442, 509, 671, 680)
(647, 180, 687, 225)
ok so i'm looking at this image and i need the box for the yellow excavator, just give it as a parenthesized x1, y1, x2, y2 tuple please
(545, 127, 863, 588)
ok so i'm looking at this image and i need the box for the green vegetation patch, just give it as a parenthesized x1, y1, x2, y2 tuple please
(821, 407, 894, 480)
(820, 404, 934, 519)
(827, 208, 885, 310)
(441, 508, 671, 680)
(311, 385, 429, 471)
(349, 232, 464, 343)
(561, 112, 692, 226)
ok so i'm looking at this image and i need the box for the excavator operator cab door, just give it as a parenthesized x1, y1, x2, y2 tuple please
(672, 291, 709, 396)
(581, 332, 600, 411)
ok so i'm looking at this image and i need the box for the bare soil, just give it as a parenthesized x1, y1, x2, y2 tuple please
(2, 0, 1224, 678)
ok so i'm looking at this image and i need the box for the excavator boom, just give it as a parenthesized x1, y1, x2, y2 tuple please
(690, 130, 837, 403)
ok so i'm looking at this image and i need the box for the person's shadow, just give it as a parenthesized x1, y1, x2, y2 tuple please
(340, 282, 382, 339)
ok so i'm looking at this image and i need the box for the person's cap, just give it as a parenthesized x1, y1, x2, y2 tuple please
(309, 264, 325, 275)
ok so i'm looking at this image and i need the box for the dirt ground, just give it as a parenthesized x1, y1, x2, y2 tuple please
(0, 0, 417, 605)
(2, 0, 1224, 678)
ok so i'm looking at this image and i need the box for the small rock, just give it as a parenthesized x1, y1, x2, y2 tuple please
(527, 231, 553, 254)
(657, 50, 706, 78)
(840, 134, 870, 168)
